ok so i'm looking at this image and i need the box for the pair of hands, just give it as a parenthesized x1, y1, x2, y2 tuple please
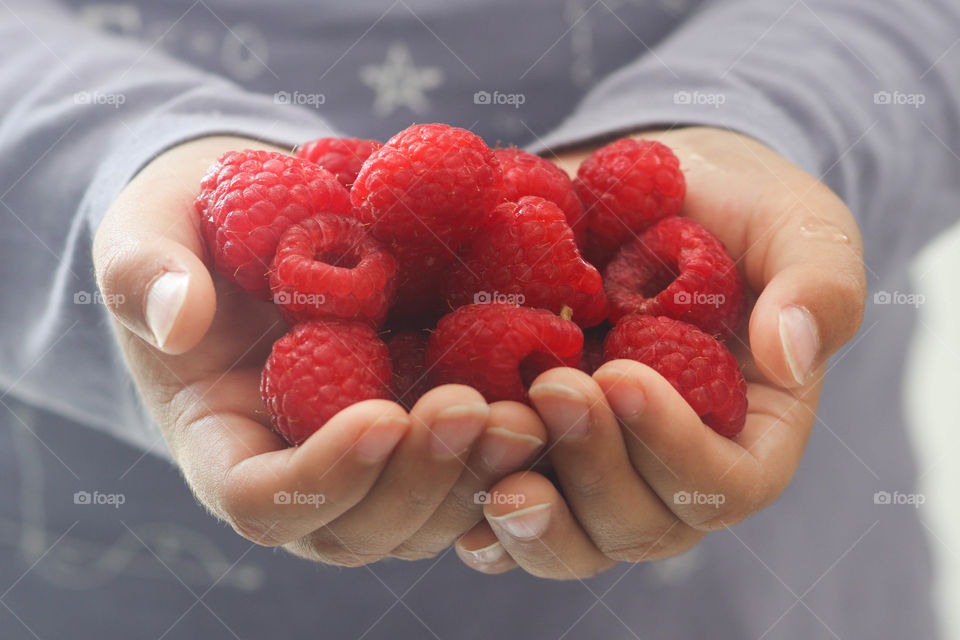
(93, 127, 865, 579)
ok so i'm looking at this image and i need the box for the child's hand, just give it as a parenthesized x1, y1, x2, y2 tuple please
(455, 127, 867, 578)
(93, 137, 546, 565)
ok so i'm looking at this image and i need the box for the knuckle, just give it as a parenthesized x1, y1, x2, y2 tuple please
(402, 485, 441, 515)
(446, 484, 485, 519)
(224, 511, 284, 547)
(686, 502, 753, 531)
(390, 541, 448, 561)
(565, 465, 620, 501)
(318, 549, 385, 568)
(305, 534, 386, 567)
(218, 477, 290, 547)
(596, 523, 690, 562)
(93, 240, 134, 300)
(522, 556, 613, 580)
(676, 483, 764, 531)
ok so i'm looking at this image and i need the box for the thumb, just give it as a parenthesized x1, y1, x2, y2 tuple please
(745, 193, 867, 388)
(93, 138, 254, 354)
(94, 137, 287, 354)
(94, 220, 214, 355)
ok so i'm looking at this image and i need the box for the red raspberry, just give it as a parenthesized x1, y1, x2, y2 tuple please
(574, 138, 685, 266)
(386, 330, 431, 409)
(494, 147, 586, 245)
(295, 137, 381, 188)
(269, 214, 397, 327)
(604, 217, 745, 339)
(196, 150, 351, 297)
(446, 196, 608, 327)
(261, 321, 392, 445)
(426, 304, 583, 403)
(351, 123, 503, 251)
(604, 315, 747, 437)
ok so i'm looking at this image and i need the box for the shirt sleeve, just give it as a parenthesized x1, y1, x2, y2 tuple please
(0, 0, 336, 456)
(530, 0, 960, 234)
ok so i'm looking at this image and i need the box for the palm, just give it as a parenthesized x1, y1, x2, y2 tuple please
(450, 126, 866, 579)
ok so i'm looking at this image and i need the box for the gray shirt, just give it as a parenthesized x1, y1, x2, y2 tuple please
(0, 0, 956, 637)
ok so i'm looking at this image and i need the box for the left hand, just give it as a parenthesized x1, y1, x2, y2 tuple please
(454, 126, 867, 578)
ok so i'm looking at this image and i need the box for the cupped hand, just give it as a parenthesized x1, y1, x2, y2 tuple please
(455, 126, 867, 578)
(93, 137, 545, 565)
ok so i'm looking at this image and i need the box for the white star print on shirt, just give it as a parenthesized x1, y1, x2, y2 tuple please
(360, 43, 444, 116)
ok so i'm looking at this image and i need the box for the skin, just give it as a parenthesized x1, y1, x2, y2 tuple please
(455, 127, 866, 577)
(93, 136, 548, 564)
(93, 127, 866, 578)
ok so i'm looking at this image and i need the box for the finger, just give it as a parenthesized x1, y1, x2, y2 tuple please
(93, 137, 284, 354)
(171, 388, 410, 546)
(484, 472, 615, 580)
(297, 385, 488, 565)
(527, 368, 704, 561)
(391, 401, 546, 559)
(593, 360, 813, 530)
(748, 240, 865, 387)
(455, 521, 518, 574)
(724, 152, 865, 388)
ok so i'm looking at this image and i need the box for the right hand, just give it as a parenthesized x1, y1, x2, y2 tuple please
(93, 136, 546, 565)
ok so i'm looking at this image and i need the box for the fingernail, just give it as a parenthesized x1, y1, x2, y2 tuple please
(600, 372, 646, 419)
(488, 503, 551, 540)
(355, 415, 408, 462)
(779, 305, 819, 385)
(478, 427, 544, 472)
(145, 271, 189, 348)
(461, 540, 506, 565)
(429, 404, 489, 458)
(528, 383, 591, 441)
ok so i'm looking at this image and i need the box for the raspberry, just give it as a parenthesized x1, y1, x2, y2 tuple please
(387, 330, 431, 409)
(295, 137, 381, 188)
(261, 321, 392, 445)
(494, 147, 586, 244)
(604, 315, 747, 437)
(604, 217, 745, 339)
(574, 138, 685, 266)
(196, 150, 351, 297)
(269, 214, 397, 327)
(351, 123, 503, 251)
(446, 196, 608, 327)
(426, 304, 583, 403)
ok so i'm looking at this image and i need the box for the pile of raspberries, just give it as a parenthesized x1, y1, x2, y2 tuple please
(195, 124, 748, 446)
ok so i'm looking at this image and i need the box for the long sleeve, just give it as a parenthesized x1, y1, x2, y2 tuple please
(532, 0, 960, 252)
(0, 0, 335, 453)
